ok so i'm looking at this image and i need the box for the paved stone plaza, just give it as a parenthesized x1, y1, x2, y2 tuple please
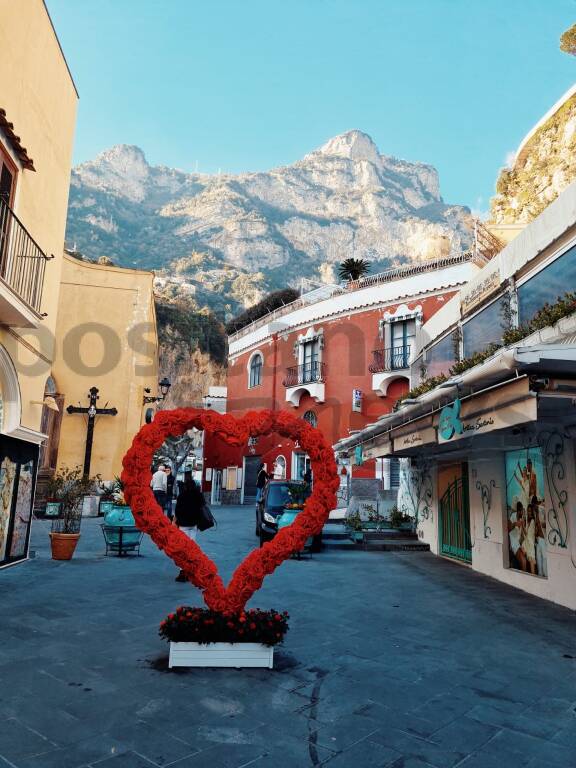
(0, 507, 575, 767)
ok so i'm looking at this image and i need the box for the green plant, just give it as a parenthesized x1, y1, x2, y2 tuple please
(345, 511, 363, 531)
(224, 288, 300, 335)
(50, 466, 98, 534)
(448, 342, 502, 376)
(396, 373, 448, 406)
(389, 506, 412, 529)
(112, 476, 127, 506)
(338, 258, 371, 282)
(287, 482, 308, 507)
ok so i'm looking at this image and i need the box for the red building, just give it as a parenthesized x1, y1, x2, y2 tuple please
(203, 255, 479, 504)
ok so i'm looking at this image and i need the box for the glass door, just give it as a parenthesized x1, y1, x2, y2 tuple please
(301, 340, 319, 383)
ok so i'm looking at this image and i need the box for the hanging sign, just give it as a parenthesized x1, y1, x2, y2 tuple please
(352, 389, 363, 413)
(439, 399, 464, 441)
(354, 444, 364, 466)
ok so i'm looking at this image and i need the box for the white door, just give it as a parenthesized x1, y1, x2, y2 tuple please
(211, 470, 223, 505)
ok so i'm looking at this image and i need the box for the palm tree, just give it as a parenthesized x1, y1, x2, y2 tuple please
(338, 258, 370, 282)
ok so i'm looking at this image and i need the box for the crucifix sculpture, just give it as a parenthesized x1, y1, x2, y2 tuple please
(66, 387, 118, 477)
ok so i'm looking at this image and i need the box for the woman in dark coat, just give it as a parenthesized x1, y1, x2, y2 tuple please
(174, 472, 205, 582)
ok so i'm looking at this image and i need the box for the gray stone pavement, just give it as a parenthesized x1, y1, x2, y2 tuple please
(0, 507, 575, 768)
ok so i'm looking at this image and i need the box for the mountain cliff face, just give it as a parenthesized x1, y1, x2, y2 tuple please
(491, 90, 576, 224)
(66, 130, 473, 313)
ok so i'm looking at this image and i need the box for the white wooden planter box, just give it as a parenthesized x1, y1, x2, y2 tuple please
(169, 642, 274, 669)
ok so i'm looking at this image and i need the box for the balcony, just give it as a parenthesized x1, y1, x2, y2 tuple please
(283, 362, 326, 407)
(369, 346, 411, 397)
(369, 345, 411, 373)
(0, 198, 51, 326)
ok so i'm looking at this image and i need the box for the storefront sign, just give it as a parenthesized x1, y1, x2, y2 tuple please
(352, 389, 363, 413)
(392, 426, 437, 453)
(437, 378, 536, 444)
(460, 265, 501, 316)
(439, 399, 464, 440)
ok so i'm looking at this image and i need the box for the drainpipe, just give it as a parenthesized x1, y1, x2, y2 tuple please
(271, 332, 278, 411)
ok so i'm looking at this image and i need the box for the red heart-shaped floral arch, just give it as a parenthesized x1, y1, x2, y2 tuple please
(121, 408, 339, 614)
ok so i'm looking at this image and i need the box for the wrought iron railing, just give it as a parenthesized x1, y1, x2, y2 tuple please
(283, 361, 326, 387)
(0, 197, 51, 313)
(369, 345, 411, 373)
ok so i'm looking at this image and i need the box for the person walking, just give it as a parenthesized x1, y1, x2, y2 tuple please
(164, 466, 175, 520)
(151, 463, 168, 514)
(255, 462, 269, 503)
(174, 472, 206, 582)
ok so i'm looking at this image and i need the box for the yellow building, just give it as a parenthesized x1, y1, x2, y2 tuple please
(48, 253, 159, 485)
(0, 0, 78, 566)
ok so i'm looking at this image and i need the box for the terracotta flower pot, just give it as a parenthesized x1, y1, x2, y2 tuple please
(49, 532, 81, 560)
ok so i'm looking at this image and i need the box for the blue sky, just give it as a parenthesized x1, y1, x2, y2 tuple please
(47, 0, 575, 212)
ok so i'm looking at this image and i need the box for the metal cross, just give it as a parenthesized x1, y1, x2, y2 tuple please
(66, 387, 118, 477)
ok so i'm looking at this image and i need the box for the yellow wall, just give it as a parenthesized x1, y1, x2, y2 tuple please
(0, 0, 78, 434)
(52, 254, 159, 480)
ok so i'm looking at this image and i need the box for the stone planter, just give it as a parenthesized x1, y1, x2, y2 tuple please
(169, 642, 274, 669)
(44, 501, 61, 517)
(82, 495, 100, 518)
(49, 532, 81, 560)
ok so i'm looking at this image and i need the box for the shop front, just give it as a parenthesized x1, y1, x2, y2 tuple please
(0, 435, 39, 569)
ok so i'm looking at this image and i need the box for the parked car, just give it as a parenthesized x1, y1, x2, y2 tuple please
(255, 480, 321, 551)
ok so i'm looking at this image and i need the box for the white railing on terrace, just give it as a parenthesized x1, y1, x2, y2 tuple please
(228, 252, 475, 345)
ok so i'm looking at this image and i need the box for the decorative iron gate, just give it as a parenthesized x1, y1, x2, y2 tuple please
(438, 471, 472, 563)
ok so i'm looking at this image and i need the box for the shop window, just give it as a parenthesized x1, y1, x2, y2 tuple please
(248, 352, 263, 388)
(462, 294, 508, 358)
(303, 410, 318, 428)
(518, 243, 576, 324)
(424, 333, 456, 378)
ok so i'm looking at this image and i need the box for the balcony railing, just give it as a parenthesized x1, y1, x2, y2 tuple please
(0, 197, 51, 313)
(369, 345, 411, 373)
(283, 361, 326, 387)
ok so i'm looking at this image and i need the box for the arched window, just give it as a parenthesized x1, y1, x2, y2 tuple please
(303, 410, 318, 428)
(273, 455, 286, 479)
(249, 353, 263, 388)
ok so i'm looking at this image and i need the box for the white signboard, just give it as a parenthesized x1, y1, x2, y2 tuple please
(352, 389, 363, 413)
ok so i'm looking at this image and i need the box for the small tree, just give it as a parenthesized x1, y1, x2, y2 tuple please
(50, 466, 97, 534)
(338, 258, 370, 282)
(560, 24, 576, 56)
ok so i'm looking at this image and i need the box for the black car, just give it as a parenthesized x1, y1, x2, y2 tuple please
(255, 480, 321, 551)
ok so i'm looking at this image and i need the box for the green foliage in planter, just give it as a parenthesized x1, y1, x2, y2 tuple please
(396, 374, 448, 406)
(389, 506, 413, 529)
(502, 291, 576, 346)
(448, 342, 502, 376)
(345, 511, 364, 531)
(159, 607, 289, 646)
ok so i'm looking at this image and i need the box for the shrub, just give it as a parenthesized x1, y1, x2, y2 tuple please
(159, 607, 289, 646)
(225, 288, 300, 335)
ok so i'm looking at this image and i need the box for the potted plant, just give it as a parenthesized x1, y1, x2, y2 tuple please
(345, 510, 364, 542)
(160, 607, 289, 669)
(49, 466, 96, 560)
(103, 477, 135, 525)
(389, 506, 414, 531)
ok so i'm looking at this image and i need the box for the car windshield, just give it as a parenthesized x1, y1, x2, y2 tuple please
(267, 483, 300, 507)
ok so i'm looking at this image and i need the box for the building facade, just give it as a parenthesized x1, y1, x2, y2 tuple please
(203, 255, 481, 504)
(336, 181, 576, 610)
(42, 253, 159, 489)
(0, 0, 78, 567)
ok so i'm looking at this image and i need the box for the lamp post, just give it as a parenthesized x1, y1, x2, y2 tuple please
(143, 377, 172, 405)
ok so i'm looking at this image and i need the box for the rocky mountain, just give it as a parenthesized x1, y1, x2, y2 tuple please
(491, 88, 576, 224)
(66, 130, 474, 314)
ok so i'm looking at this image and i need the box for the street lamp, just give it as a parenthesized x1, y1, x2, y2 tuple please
(143, 377, 172, 405)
